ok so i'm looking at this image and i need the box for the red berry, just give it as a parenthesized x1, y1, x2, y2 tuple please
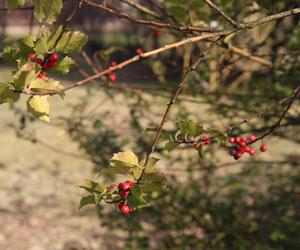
(49, 53, 59, 63)
(154, 29, 161, 37)
(239, 141, 247, 148)
(260, 144, 267, 152)
(236, 137, 241, 143)
(249, 135, 256, 142)
(109, 73, 117, 81)
(241, 137, 247, 142)
(111, 61, 117, 67)
(120, 204, 130, 214)
(38, 73, 46, 79)
(234, 151, 243, 160)
(136, 48, 143, 55)
(35, 58, 43, 66)
(118, 181, 131, 191)
(129, 208, 134, 213)
(202, 136, 211, 145)
(249, 149, 256, 156)
(120, 190, 130, 199)
(42, 64, 50, 71)
(228, 137, 235, 144)
(118, 202, 124, 210)
(110, 184, 117, 189)
(28, 53, 36, 60)
(244, 146, 251, 153)
(194, 143, 200, 150)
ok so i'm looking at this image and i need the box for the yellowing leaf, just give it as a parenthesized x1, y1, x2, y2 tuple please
(27, 95, 50, 122)
(110, 151, 140, 168)
(30, 78, 63, 92)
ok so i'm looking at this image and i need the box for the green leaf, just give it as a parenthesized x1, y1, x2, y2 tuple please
(47, 26, 63, 51)
(165, 141, 180, 152)
(0, 83, 20, 104)
(99, 166, 131, 176)
(178, 120, 189, 133)
(139, 157, 159, 173)
(127, 184, 149, 209)
(56, 31, 88, 53)
(144, 172, 167, 183)
(110, 151, 140, 168)
(27, 95, 50, 122)
(79, 180, 106, 194)
(7, 0, 25, 12)
(79, 195, 96, 209)
(35, 35, 48, 55)
(29, 78, 63, 92)
(140, 182, 165, 193)
(32, 0, 63, 24)
(197, 144, 204, 159)
(50, 56, 75, 74)
(2, 47, 20, 62)
(188, 121, 205, 137)
(17, 35, 35, 52)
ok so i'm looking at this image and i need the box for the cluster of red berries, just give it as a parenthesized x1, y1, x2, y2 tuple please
(228, 134, 267, 160)
(108, 61, 117, 82)
(194, 136, 212, 150)
(110, 180, 134, 214)
(28, 53, 60, 79)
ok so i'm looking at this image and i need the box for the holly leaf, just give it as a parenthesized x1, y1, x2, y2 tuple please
(50, 56, 75, 74)
(127, 184, 149, 209)
(139, 157, 159, 173)
(99, 166, 132, 176)
(56, 31, 88, 53)
(7, 0, 25, 12)
(0, 83, 20, 104)
(110, 151, 140, 168)
(27, 95, 50, 122)
(32, 0, 63, 25)
(35, 35, 48, 55)
(165, 141, 180, 152)
(29, 78, 63, 92)
(13, 62, 39, 89)
(79, 180, 106, 194)
(17, 35, 35, 53)
(79, 195, 96, 209)
(46, 26, 63, 51)
(197, 144, 204, 159)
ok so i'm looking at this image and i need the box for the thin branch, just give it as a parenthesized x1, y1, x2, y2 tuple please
(136, 36, 225, 184)
(253, 86, 300, 142)
(14, 31, 228, 96)
(120, 0, 161, 18)
(239, 7, 300, 29)
(172, 85, 300, 145)
(225, 44, 272, 67)
(83, 0, 219, 33)
(204, 0, 238, 27)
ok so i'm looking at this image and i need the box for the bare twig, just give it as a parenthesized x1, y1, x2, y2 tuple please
(120, 0, 161, 18)
(83, 0, 219, 33)
(204, 0, 238, 27)
(136, 36, 225, 184)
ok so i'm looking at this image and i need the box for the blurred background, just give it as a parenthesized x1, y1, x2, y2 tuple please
(0, 0, 300, 249)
